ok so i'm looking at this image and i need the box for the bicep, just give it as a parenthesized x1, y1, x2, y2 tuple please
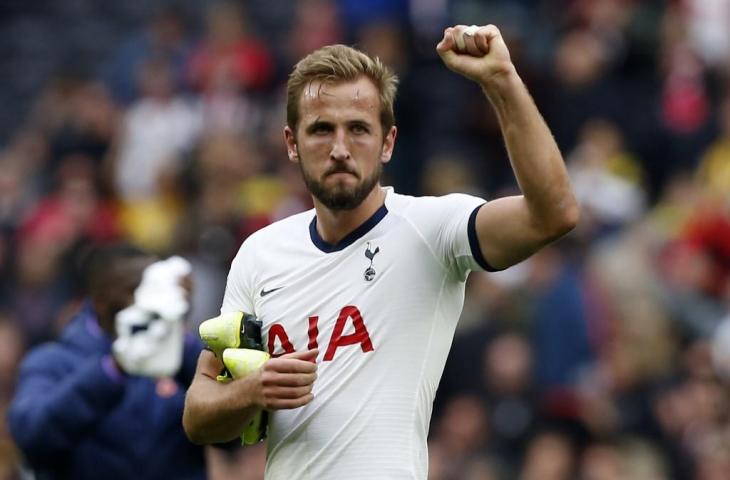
(475, 195, 552, 270)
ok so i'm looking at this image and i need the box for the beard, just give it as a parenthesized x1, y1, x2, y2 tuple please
(299, 158, 383, 211)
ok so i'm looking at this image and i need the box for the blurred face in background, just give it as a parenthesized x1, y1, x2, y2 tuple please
(285, 76, 396, 211)
(93, 256, 153, 333)
(436, 395, 490, 454)
(580, 443, 624, 480)
(521, 431, 575, 480)
(483, 333, 533, 395)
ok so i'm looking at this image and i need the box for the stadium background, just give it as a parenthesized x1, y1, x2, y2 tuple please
(0, 0, 729, 478)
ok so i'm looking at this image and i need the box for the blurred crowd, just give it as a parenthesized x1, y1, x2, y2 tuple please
(0, 0, 729, 479)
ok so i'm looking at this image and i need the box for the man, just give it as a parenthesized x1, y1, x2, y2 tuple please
(183, 24, 579, 479)
(7, 245, 206, 479)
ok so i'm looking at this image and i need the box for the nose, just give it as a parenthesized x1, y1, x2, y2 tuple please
(329, 129, 351, 161)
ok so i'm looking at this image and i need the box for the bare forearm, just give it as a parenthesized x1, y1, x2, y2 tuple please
(183, 373, 259, 444)
(183, 348, 318, 444)
(482, 67, 578, 236)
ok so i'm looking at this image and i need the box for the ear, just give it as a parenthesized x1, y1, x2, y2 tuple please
(284, 126, 299, 163)
(380, 126, 397, 164)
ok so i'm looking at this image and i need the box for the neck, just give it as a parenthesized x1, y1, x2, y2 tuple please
(313, 186, 385, 245)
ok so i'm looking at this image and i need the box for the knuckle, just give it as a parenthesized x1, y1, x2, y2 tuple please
(262, 360, 278, 372)
(260, 371, 276, 385)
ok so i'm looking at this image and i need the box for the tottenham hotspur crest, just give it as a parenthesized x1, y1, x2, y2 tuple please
(364, 242, 380, 281)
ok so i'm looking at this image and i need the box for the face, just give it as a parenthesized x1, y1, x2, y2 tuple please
(95, 257, 193, 337)
(94, 257, 153, 334)
(285, 76, 397, 210)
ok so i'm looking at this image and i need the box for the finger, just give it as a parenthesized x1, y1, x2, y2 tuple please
(436, 27, 456, 53)
(264, 384, 313, 400)
(266, 358, 317, 374)
(462, 26, 482, 56)
(436, 28, 461, 65)
(453, 26, 467, 53)
(268, 393, 314, 410)
(262, 372, 317, 387)
(438, 25, 468, 53)
(280, 349, 319, 362)
(473, 27, 491, 55)
(474, 25, 502, 55)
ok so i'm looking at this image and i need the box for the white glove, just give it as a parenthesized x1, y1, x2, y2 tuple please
(113, 256, 191, 378)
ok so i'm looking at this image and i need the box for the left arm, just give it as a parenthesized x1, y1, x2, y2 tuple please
(437, 25, 579, 269)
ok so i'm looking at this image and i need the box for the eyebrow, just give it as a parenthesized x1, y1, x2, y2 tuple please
(305, 118, 333, 134)
(304, 118, 374, 134)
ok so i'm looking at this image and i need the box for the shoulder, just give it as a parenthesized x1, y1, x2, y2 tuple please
(20, 309, 106, 375)
(386, 189, 485, 223)
(18, 342, 75, 375)
(229, 209, 314, 267)
(243, 209, 314, 247)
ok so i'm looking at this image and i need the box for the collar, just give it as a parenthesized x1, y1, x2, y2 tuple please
(309, 203, 388, 253)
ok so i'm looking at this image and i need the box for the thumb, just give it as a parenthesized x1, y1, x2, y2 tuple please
(281, 349, 319, 362)
(436, 46, 461, 66)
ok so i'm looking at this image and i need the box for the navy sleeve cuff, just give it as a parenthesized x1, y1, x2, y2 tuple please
(467, 204, 504, 272)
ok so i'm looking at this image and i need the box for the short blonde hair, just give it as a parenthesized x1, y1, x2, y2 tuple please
(286, 45, 399, 134)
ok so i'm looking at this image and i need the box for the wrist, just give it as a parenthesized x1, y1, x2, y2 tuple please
(478, 63, 520, 96)
(479, 65, 528, 114)
(236, 369, 265, 410)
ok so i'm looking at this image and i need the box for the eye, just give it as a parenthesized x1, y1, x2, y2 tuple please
(311, 123, 333, 135)
(351, 124, 369, 134)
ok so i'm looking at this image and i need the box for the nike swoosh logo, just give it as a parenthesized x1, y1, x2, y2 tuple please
(260, 286, 284, 297)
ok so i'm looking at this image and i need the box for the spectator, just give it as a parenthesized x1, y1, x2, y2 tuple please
(186, 1, 274, 94)
(101, 6, 194, 105)
(7, 245, 206, 479)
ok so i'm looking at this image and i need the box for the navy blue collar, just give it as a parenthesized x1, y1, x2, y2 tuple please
(309, 204, 388, 253)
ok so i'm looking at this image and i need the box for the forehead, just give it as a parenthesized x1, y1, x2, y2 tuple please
(298, 76, 380, 124)
(110, 257, 154, 290)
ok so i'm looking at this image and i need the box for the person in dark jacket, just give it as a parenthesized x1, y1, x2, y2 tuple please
(7, 244, 206, 479)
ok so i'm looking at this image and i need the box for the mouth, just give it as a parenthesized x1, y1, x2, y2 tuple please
(325, 169, 358, 180)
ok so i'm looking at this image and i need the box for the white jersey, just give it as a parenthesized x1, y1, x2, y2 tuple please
(221, 188, 492, 479)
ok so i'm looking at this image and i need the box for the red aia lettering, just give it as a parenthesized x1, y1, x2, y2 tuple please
(267, 307, 374, 361)
(267, 323, 295, 357)
(308, 316, 319, 350)
(323, 306, 374, 361)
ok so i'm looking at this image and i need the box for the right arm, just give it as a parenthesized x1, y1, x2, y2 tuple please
(183, 348, 318, 445)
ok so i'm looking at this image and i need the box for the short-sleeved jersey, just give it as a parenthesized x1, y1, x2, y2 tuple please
(221, 188, 491, 479)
